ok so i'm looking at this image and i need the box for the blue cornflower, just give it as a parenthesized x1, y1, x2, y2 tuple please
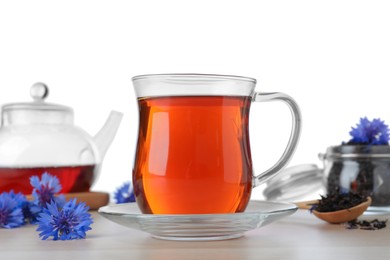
(114, 182, 136, 204)
(7, 190, 36, 224)
(0, 192, 25, 228)
(348, 117, 390, 145)
(30, 172, 65, 208)
(36, 199, 93, 241)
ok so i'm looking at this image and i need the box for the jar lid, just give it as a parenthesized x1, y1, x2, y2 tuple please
(263, 164, 323, 201)
(322, 145, 390, 159)
(1, 83, 73, 125)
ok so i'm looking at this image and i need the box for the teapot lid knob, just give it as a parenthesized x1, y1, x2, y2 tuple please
(30, 82, 49, 102)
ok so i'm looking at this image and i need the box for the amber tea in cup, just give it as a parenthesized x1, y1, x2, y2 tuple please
(132, 74, 301, 214)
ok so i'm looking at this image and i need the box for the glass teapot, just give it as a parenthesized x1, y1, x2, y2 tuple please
(0, 83, 123, 194)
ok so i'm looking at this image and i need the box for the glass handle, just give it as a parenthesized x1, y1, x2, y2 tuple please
(252, 92, 302, 188)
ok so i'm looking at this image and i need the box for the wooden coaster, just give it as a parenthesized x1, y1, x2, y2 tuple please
(26, 191, 110, 210)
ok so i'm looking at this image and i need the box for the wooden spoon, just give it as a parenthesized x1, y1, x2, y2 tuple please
(295, 197, 372, 224)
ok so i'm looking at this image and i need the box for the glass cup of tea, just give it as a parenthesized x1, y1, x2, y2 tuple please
(132, 74, 301, 214)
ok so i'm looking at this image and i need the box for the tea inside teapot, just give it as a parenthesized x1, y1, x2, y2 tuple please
(0, 165, 95, 194)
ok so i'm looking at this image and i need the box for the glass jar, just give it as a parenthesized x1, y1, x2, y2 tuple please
(321, 145, 390, 209)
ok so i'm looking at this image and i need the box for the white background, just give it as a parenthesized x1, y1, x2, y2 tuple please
(0, 1, 389, 200)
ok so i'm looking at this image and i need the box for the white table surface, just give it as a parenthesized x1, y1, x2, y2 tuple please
(1, 207, 390, 260)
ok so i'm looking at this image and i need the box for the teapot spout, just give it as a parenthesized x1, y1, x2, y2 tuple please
(94, 111, 123, 161)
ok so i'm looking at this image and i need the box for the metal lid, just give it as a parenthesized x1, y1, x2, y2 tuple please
(1, 83, 73, 125)
(321, 145, 390, 159)
(263, 164, 323, 201)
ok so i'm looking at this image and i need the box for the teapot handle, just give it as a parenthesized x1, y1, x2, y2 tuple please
(252, 92, 302, 188)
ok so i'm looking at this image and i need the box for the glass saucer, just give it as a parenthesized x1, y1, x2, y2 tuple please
(98, 200, 297, 241)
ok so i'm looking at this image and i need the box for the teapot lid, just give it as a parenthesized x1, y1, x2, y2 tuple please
(1, 83, 74, 125)
(263, 164, 323, 201)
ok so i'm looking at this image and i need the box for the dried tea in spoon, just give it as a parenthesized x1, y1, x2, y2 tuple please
(310, 192, 371, 224)
(313, 192, 367, 213)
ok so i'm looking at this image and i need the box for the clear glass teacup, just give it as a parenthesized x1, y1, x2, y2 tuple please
(132, 74, 301, 214)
